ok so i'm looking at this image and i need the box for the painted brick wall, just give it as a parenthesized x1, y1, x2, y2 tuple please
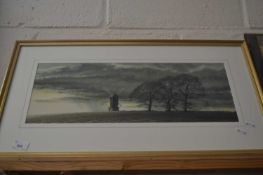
(1, 0, 263, 84)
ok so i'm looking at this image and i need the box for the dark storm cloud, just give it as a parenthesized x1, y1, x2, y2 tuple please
(36, 63, 226, 82)
(34, 63, 231, 100)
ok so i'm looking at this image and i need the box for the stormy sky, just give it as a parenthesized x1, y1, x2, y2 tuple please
(27, 63, 236, 116)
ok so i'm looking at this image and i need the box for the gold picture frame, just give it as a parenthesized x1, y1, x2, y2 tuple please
(245, 34, 263, 112)
(0, 40, 263, 171)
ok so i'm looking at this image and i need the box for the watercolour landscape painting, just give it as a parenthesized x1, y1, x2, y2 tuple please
(25, 63, 238, 123)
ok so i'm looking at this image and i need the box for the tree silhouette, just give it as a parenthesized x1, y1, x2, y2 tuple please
(130, 74, 205, 112)
(156, 76, 179, 112)
(129, 81, 161, 111)
(175, 74, 205, 112)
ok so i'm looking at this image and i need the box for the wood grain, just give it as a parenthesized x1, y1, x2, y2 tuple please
(0, 151, 263, 171)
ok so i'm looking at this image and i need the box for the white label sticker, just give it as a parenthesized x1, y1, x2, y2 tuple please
(12, 140, 30, 151)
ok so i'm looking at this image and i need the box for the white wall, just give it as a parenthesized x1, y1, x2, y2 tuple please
(0, 1, 263, 174)
(0, 0, 263, 85)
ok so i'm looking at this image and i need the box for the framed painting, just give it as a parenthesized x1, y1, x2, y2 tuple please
(245, 34, 263, 104)
(0, 40, 263, 171)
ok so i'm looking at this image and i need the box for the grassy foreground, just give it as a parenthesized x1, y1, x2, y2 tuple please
(26, 111, 238, 123)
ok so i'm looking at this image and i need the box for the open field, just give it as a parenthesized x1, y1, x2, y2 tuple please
(26, 111, 238, 123)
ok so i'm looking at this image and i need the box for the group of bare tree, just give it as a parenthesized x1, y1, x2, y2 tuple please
(130, 74, 205, 112)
